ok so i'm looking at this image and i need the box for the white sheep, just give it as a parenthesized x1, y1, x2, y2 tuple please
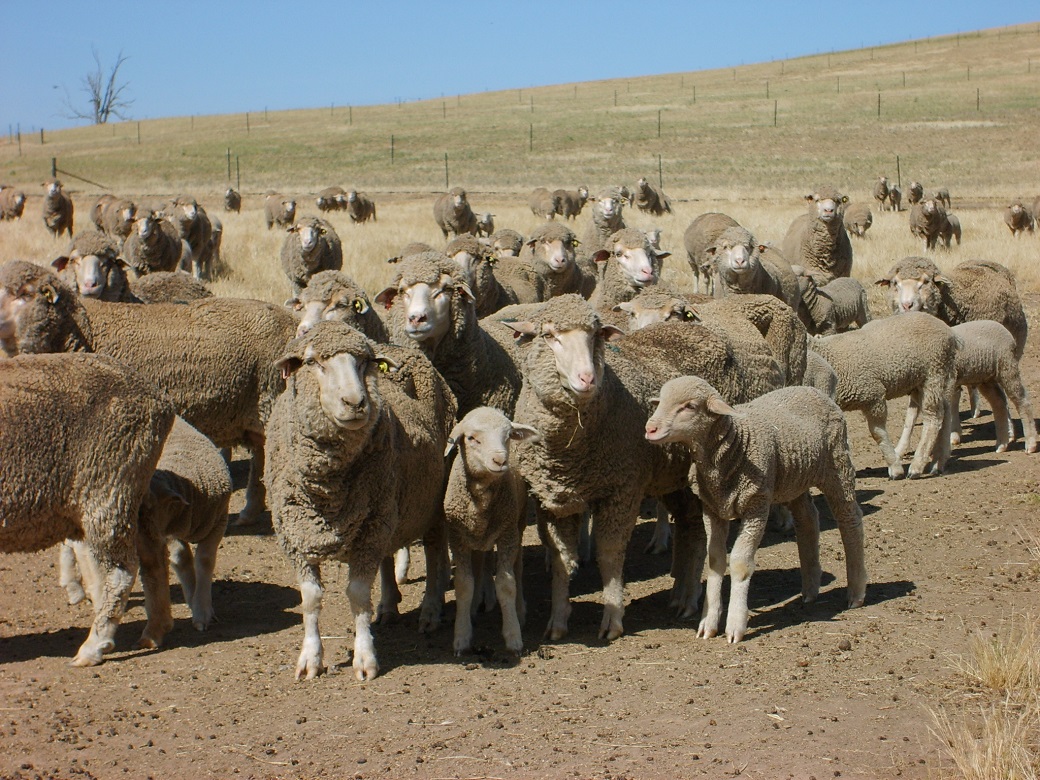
(443, 407, 540, 655)
(683, 212, 739, 295)
(264, 192, 297, 230)
(579, 188, 627, 260)
(51, 230, 133, 302)
(345, 189, 377, 224)
(780, 186, 852, 284)
(796, 273, 872, 335)
(280, 216, 344, 296)
(553, 186, 589, 220)
(434, 187, 478, 238)
(121, 210, 191, 278)
(842, 202, 873, 238)
(707, 225, 800, 310)
(42, 178, 74, 238)
(589, 228, 670, 310)
(645, 377, 867, 642)
(475, 212, 495, 237)
(528, 187, 559, 220)
(288, 270, 388, 340)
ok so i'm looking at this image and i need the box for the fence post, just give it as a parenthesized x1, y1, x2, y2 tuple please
(657, 155, 663, 190)
(391, 135, 394, 164)
(976, 88, 980, 112)
(529, 123, 533, 152)
(896, 156, 901, 188)
(40, 129, 44, 145)
(444, 153, 449, 190)
(246, 113, 250, 134)
(877, 92, 881, 119)
(227, 148, 231, 180)
(774, 100, 778, 127)
(236, 157, 240, 191)
(51, 157, 57, 177)
(657, 110, 661, 138)
(137, 121, 141, 144)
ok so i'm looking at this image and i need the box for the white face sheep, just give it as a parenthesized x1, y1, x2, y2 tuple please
(52, 231, 129, 302)
(612, 290, 701, 331)
(288, 270, 384, 340)
(0, 186, 27, 220)
(42, 178, 74, 238)
(645, 376, 867, 642)
(590, 228, 669, 309)
(780, 186, 852, 284)
(280, 216, 344, 296)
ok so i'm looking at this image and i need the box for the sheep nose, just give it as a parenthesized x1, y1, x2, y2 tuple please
(901, 301, 914, 311)
(408, 312, 427, 326)
(343, 397, 367, 414)
(576, 372, 596, 391)
(296, 322, 312, 337)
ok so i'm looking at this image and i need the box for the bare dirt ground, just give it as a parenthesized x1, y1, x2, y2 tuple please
(2, 297, 1038, 780)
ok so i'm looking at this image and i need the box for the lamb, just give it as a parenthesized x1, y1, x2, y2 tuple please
(266, 321, 457, 680)
(434, 187, 478, 238)
(933, 187, 951, 210)
(872, 176, 890, 211)
(0, 185, 26, 220)
(943, 213, 962, 247)
(1004, 200, 1035, 236)
(528, 187, 559, 220)
(611, 288, 703, 331)
(163, 195, 215, 278)
(280, 216, 344, 296)
(489, 228, 525, 258)
(129, 271, 213, 304)
(52, 230, 133, 303)
(683, 212, 739, 295)
(589, 228, 669, 310)
(888, 185, 902, 212)
(506, 294, 786, 639)
(579, 188, 627, 260)
(908, 198, 951, 251)
(553, 186, 589, 220)
(644, 377, 867, 642)
(634, 177, 672, 216)
(288, 270, 388, 340)
(346, 189, 377, 224)
(224, 187, 241, 213)
(803, 349, 839, 399)
(264, 192, 297, 229)
(523, 221, 595, 300)
(707, 225, 800, 310)
(121, 210, 190, 277)
(443, 407, 540, 655)
(315, 186, 347, 212)
(0, 352, 175, 665)
(877, 256, 1028, 359)
(780, 186, 852, 284)
(812, 311, 958, 479)
(795, 273, 872, 335)
(42, 178, 74, 238)
(0, 260, 297, 525)
(475, 212, 495, 237)
(842, 202, 873, 238)
(907, 180, 924, 207)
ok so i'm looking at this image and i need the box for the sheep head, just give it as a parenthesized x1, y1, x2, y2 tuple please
(444, 406, 540, 478)
(645, 375, 738, 449)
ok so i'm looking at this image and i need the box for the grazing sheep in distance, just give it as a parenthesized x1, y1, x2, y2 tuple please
(0, 185, 26, 220)
(528, 187, 559, 220)
(943, 213, 962, 247)
(315, 186, 347, 212)
(224, 187, 241, 213)
(266, 322, 457, 680)
(554, 186, 589, 220)
(475, 212, 495, 237)
(634, 177, 672, 216)
(872, 176, 890, 211)
(684, 212, 740, 295)
(122, 210, 190, 278)
(0, 352, 175, 665)
(42, 178, 74, 237)
(280, 216, 344, 296)
(909, 199, 950, 251)
(52, 230, 132, 302)
(443, 407, 540, 655)
(842, 202, 873, 238)
(645, 377, 867, 642)
(780, 186, 852, 284)
(932, 187, 951, 210)
(346, 189, 377, 224)
(1004, 200, 1034, 236)
(907, 180, 924, 207)
(264, 192, 297, 230)
(434, 187, 478, 238)
(888, 185, 902, 212)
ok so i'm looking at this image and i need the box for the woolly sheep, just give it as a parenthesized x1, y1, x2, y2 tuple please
(877, 256, 1028, 359)
(523, 221, 594, 300)
(505, 295, 786, 639)
(163, 195, 215, 278)
(93, 196, 137, 239)
(528, 187, 559, 220)
(434, 187, 478, 238)
(0, 260, 297, 524)
(0, 185, 26, 220)
(796, 273, 871, 336)
(42, 177, 74, 238)
(0, 352, 174, 665)
(315, 185, 347, 212)
(907, 180, 924, 207)
(266, 321, 457, 680)
(803, 349, 839, 399)
(589, 228, 669, 310)
(943, 213, 962, 247)
(634, 177, 672, 216)
(129, 271, 213, 304)
(121, 210, 191, 278)
(842, 202, 873, 238)
(812, 311, 957, 479)
(444, 234, 540, 316)
(489, 228, 525, 258)
(611, 288, 703, 331)
(644, 377, 867, 642)
(553, 186, 589, 220)
(580, 188, 627, 260)
(933, 187, 951, 210)
(888, 185, 902, 212)
(224, 187, 241, 213)
(52, 230, 132, 303)
(264, 192, 297, 230)
(707, 225, 800, 310)
(280, 216, 344, 296)
(683, 212, 739, 295)
(443, 407, 540, 655)
(288, 269, 387, 340)
(872, 176, 890, 211)
(346, 189, 377, 224)
(908, 199, 951, 251)
(1004, 200, 1035, 236)
(780, 186, 852, 284)
(475, 212, 495, 237)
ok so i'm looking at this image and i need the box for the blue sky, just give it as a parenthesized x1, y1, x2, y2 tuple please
(2, 3, 1036, 132)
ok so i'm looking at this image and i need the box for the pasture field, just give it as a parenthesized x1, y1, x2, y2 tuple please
(1, 22, 1040, 780)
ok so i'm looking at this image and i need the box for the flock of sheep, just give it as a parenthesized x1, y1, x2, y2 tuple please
(0, 174, 1035, 682)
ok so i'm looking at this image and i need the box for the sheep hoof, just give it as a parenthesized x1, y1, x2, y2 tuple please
(726, 630, 745, 644)
(995, 444, 1008, 454)
(353, 658, 379, 682)
(848, 594, 866, 609)
(544, 623, 568, 642)
(598, 622, 623, 642)
(887, 465, 905, 480)
(697, 623, 718, 639)
(64, 584, 87, 606)
(70, 650, 104, 667)
(295, 657, 325, 681)
(1026, 442, 1038, 454)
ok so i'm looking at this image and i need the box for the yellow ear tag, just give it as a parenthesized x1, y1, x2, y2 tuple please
(377, 360, 390, 373)
(354, 299, 366, 312)
(685, 310, 696, 320)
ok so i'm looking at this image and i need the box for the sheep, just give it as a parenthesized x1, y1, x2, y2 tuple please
(683, 212, 739, 295)
(265, 321, 457, 680)
(163, 195, 215, 278)
(908, 199, 951, 251)
(617, 184, 636, 207)
(0, 185, 26, 220)
(94, 196, 137, 239)
(707, 225, 800, 310)
(888, 185, 902, 212)
(489, 228, 525, 258)
(443, 407, 540, 655)
(872, 176, 890, 211)
(1004, 200, 1035, 236)
(907, 180, 924, 207)
(0, 352, 175, 665)
(553, 186, 589, 220)
(943, 213, 962, 247)
(522, 221, 595, 300)
(803, 349, 839, 399)
(207, 215, 223, 278)
(505, 294, 786, 639)
(129, 271, 213, 304)
(42, 177, 74, 238)
(795, 273, 872, 335)
(434, 187, 479, 238)
(589, 228, 669, 310)
(528, 187, 559, 220)
(634, 177, 672, 216)
(315, 186, 347, 212)
(812, 311, 957, 479)
(280, 216, 344, 296)
(579, 188, 627, 260)
(346, 189, 377, 224)
(933, 187, 952, 210)
(264, 192, 297, 230)
(645, 228, 663, 251)
(877, 256, 1028, 359)
(0, 260, 298, 524)
(121, 210, 190, 277)
(611, 288, 703, 331)
(289, 270, 388, 341)
(224, 187, 241, 213)
(780, 186, 852, 284)
(51, 230, 132, 303)
(644, 377, 867, 642)
(386, 241, 436, 264)
(475, 212, 495, 237)
(842, 202, 873, 238)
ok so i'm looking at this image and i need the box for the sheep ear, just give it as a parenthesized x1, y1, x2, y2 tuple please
(275, 355, 303, 380)
(373, 354, 400, 374)
(502, 320, 538, 345)
(374, 287, 398, 309)
(353, 297, 370, 314)
(706, 395, 738, 417)
(51, 256, 71, 272)
(933, 273, 952, 288)
(654, 250, 671, 261)
(757, 244, 769, 254)
(874, 278, 892, 288)
(149, 471, 190, 507)
(386, 255, 402, 264)
(456, 282, 476, 304)
(444, 421, 465, 457)
(614, 302, 635, 314)
(509, 423, 541, 443)
(525, 238, 537, 249)
(591, 249, 611, 264)
(38, 283, 60, 304)
(682, 307, 701, 322)
(285, 224, 296, 233)
(601, 325, 626, 342)
(285, 297, 301, 309)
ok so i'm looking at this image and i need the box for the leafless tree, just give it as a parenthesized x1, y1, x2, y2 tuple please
(63, 48, 133, 125)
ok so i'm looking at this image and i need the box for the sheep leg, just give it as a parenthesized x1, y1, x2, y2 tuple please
(471, 550, 499, 617)
(820, 464, 868, 609)
(698, 512, 730, 639)
(663, 489, 705, 620)
(968, 386, 983, 419)
(188, 522, 224, 631)
(417, 522, 448, 633)
(74, 540, 105, 608)
(136, 524, 175, 650)
(862, 402, 903, 479)
(376, 555, 402, 623)
(949, 382, 965, 446)
(978, 383, 1011, 453)
(1000, 372, 1038, 454)
(593, 496, 640, 641)
(346, 559, 381, 681)
(538, 509, 580, 641)
(724, 509, 768, 644)
(644, 501, 672, 555)
(294, 561, 326, 680)
(451, 542, 476, 656)
(394, 546, 411, 585)
(496, 523, 524, 655)
(786, 493, 822, 605)
(73, 563, 136, 667)
(894, 390, 921, 460)
(168, 539, 196, 607)
(909, 383, 948, 478)
(59, 540, 88, 606)
(235, 430, 267, 526)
